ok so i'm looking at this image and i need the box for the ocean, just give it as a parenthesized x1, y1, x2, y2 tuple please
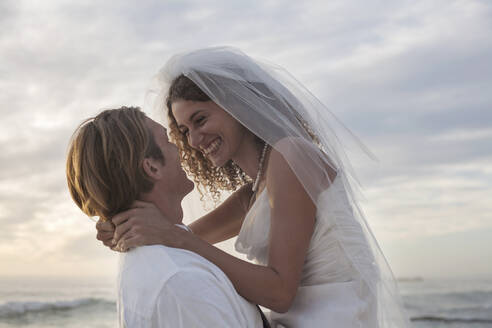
(400, 278, 492, 328)
(0, 276, 116, 328)
(0, 276, 490, 327)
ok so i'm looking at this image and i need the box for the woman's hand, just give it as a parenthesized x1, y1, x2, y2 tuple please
(96, 219, 116, 248)
(112, 200, 191, 251)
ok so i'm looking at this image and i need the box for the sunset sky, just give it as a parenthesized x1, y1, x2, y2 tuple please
(1, 0, 491, 279)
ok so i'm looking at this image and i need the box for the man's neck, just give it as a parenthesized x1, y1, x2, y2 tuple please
(140, 191, 183, 225)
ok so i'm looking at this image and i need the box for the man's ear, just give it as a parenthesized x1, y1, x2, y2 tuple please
(142, 157, 163, 180)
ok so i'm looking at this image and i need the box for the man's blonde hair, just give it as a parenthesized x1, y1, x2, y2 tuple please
(66, 106, 164, 221)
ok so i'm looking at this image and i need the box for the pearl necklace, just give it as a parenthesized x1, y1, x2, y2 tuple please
(252, 142, 269, 193)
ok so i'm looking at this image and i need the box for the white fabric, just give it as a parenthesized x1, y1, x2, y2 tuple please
(154, 46, 409, 327)
(117, 245, 263, 328)
(236, 175, 378, 327)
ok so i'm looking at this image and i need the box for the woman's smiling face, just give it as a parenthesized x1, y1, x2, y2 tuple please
(171, 100, 249, 167)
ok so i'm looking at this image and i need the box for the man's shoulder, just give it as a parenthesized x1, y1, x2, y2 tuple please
(119, 245, 209, 280)
(118, 245, 216, 319)
(118, 245, 226, 293)
(118, 245, 229, 319)
(118, 246, 262, 327)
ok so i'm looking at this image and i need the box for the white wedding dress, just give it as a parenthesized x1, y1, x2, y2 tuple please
(161, 46, 408, 327)
(235, 174, 378, 328)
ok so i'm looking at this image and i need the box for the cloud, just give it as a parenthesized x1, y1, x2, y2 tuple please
(0, 0, 491, 277)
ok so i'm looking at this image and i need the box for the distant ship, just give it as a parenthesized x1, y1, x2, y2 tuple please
(397, 276, 424, 282)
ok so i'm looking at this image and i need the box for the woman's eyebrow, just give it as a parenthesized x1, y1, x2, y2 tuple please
(189, 110, 204, 122)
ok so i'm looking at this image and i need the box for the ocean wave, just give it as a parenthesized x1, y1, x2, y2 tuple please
(0, 298, 115, 318)
(404, 289, 492, 298)
(405, 301, 492, 312)
(411, 315, 492, 324)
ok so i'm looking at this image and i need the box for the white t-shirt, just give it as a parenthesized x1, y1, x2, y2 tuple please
(117, 245, 263, 328)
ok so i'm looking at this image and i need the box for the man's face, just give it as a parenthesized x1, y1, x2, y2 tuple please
(146, 118, 194, 196)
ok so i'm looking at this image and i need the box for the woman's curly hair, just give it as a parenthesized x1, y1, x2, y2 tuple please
(166, 74, 322, 204)
(166, 75, 253, 203)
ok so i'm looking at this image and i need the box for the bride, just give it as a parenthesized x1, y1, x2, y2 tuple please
(97, 47, 409, 327)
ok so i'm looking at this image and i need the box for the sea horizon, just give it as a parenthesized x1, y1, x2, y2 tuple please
(1, 275, 491, 327)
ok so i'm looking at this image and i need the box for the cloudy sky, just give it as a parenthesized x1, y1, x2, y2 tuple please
(1, 0, 491, 279)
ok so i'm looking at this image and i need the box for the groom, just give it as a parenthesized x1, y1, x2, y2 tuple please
(66, 106, 264, 327)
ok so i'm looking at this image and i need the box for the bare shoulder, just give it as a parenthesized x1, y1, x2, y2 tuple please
(268, 137, 337, 188)
(265, 144, 315, 211)
(265, 145, 298, 189)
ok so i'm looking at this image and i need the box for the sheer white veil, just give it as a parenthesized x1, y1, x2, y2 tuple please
(153, 46, 409, 327)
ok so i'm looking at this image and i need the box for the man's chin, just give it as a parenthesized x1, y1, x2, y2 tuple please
(185, 179, 194, 194)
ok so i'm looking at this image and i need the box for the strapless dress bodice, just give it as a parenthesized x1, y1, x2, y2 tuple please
(236, 176, 359, 285)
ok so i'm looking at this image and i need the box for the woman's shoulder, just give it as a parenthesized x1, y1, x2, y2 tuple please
(269, 137, 338, 186)
(263, 139, 319, 207)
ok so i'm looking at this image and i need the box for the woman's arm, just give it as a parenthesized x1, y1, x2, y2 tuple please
(189, 183, 253, 244)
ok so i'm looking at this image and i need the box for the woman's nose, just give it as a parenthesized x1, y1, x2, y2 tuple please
(188, 129, 203, 149)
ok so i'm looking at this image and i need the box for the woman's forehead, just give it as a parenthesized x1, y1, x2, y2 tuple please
(172, 100, 214, 121)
